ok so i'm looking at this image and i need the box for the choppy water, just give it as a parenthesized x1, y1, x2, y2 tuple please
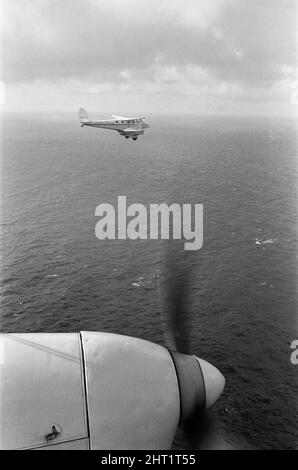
(1, 113, 297, 449)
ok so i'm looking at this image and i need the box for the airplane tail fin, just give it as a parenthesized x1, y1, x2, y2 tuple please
(79, 108, 90, 124)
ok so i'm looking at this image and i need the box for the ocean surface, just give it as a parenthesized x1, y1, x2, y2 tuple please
(1, 113, 297, 449)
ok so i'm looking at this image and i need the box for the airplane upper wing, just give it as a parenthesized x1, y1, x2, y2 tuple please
(112, 115, 145, 120)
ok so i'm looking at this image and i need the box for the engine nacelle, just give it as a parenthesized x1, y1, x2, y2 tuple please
(0, 331, 224, 450)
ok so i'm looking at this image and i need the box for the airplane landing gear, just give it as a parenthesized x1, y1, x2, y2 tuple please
(132, 136, 138, 141)
(125, 136, 129, 139)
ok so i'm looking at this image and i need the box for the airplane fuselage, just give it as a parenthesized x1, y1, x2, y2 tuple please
(79, 109, 150, 140)
(82, 119, 149, 132)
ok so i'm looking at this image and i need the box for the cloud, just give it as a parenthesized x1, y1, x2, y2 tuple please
(1, 0, 296, 114)
(1, 0, 296, 86)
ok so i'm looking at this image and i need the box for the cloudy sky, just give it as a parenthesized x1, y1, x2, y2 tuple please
(1, 0, 297, 115)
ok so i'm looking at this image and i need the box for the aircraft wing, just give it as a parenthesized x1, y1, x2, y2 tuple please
(117, 128, 144, 137)
(123, 128, 143, 134)
(112, 115, 145, 120)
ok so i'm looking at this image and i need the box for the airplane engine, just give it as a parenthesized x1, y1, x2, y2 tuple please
(0, 331, 224, 450)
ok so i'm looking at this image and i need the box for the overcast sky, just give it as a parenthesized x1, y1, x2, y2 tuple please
(1, 0, 297, 115)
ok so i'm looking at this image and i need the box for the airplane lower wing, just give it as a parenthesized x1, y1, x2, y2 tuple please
(123, 128, 143, 134)
(118, 128, 144, 140)
(117, 128, 144, 137)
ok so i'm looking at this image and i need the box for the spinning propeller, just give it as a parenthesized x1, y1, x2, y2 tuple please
(158, 250, 225, 448)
